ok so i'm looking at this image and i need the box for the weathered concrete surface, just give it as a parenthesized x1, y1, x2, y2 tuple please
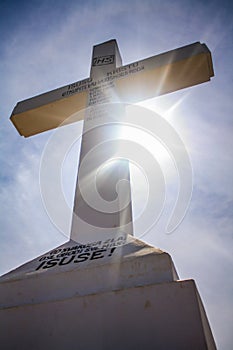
(0, 280, 216, 350)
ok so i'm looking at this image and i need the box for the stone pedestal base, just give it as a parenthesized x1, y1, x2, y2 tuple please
(0, 239, 216, 349)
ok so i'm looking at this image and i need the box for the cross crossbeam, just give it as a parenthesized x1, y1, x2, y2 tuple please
(10, 41, 213, 138)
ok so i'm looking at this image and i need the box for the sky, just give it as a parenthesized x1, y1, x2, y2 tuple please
(0, 0, 233, 348)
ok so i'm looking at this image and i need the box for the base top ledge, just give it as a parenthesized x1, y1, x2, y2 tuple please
(0, 237, 175, 282)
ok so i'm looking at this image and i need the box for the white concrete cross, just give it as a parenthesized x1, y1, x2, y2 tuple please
(10, 39, 214, 243)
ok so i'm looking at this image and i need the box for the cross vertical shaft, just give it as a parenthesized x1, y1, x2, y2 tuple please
(70, 40, 133, 243)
